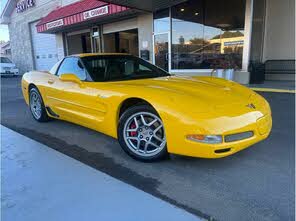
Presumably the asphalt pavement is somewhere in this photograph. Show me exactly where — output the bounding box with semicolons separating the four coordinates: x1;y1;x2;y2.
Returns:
1;76;295;221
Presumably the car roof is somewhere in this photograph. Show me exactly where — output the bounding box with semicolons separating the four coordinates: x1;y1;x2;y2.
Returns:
71;53;131;58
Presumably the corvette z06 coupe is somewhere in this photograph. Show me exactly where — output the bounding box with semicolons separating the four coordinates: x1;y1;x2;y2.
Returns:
22;53;272;162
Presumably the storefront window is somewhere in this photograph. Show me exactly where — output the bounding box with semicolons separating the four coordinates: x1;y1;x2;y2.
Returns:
67;32;91;55
204;0;245;70
153;9;170;33
171;0;204;69
154;33;169;71
170;0;246;70
103;29;139;56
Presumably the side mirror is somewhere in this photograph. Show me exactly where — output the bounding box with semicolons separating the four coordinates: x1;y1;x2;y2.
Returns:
59;73;82;85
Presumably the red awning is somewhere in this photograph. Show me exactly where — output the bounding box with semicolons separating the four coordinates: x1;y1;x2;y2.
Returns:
36;0;129;33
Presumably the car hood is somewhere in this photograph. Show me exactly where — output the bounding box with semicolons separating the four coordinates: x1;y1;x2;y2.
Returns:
116;75;252;106
0;63;16;68
102;75;263;116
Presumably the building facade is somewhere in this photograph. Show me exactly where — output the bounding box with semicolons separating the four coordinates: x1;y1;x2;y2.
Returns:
0;41;11;58
1;0;295;83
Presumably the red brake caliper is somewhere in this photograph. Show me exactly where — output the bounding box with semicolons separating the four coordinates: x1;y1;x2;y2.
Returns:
130;122;137;137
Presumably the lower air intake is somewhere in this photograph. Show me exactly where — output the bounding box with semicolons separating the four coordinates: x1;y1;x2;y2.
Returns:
224;131;254;143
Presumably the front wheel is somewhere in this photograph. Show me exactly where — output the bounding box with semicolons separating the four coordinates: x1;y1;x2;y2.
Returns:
118;105;168;162
29;87;50;122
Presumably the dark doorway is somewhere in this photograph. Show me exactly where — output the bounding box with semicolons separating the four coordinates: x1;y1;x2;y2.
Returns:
103;29;139;56
67;32;92;55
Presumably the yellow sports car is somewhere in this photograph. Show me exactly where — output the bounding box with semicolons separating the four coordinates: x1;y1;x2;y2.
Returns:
22;53;272;161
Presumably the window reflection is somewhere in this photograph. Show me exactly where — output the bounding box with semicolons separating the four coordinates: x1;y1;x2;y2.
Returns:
171;0;204;69
154;33;169;71
170;0;246;70
154;9;170;33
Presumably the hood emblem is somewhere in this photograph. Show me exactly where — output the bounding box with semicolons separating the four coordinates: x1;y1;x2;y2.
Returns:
246;103;256;109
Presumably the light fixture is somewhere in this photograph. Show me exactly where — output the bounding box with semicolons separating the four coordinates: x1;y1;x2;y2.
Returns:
195;12;199;15
186;134;223;144
180;8;185;12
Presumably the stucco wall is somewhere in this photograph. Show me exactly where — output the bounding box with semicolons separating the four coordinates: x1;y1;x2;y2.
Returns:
137;13;153;63
263;0;295;61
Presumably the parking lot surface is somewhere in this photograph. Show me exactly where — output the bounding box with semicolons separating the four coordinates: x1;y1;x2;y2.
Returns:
1;77;295;221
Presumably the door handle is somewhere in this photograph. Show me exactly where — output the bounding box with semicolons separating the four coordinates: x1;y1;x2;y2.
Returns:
48;79;55;84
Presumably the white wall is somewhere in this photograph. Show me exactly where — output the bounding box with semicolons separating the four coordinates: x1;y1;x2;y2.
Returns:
60;0;79;6
137;13;153;62
103;18;138;34
56;33;65;60
263;0;295;61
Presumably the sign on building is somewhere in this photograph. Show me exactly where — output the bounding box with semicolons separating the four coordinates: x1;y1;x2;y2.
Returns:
46;19;64;30
16;0;35;13
83;6;109;20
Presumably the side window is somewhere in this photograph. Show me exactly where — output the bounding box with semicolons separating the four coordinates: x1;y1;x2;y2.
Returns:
75;60;87;80
49;59;63;75
56;58;72;76
56;57;87;80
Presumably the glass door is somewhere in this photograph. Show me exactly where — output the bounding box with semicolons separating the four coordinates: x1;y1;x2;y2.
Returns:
153;33;169;72
93;36;102;52
92;27;102;53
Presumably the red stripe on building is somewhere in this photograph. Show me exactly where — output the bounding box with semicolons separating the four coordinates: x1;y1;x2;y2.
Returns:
36;0;129;33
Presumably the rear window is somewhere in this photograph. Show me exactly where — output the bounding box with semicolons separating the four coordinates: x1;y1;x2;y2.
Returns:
81;55;169;82
1;57;12;63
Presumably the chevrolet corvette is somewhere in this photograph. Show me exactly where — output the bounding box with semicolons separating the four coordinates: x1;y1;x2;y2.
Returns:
21;53;272;161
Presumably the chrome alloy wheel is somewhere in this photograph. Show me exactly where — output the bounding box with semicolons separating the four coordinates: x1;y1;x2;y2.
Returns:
30;91;42;119
123;112;166;157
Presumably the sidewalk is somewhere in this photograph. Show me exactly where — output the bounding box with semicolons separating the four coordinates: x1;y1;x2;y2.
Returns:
1;126;201;221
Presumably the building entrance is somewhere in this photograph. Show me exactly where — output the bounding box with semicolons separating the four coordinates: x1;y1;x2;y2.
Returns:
103;29;139;56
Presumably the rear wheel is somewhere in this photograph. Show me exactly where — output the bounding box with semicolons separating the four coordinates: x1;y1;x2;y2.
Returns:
118;105;168;162
29;87;50;122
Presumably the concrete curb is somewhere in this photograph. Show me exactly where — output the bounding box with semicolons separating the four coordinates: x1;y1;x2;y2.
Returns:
250;87;296;93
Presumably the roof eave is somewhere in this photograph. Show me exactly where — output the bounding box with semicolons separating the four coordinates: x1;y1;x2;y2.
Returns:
0;0;16;24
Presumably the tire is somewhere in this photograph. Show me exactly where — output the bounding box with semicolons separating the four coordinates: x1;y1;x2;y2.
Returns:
29;87;50;122
118;105;168;162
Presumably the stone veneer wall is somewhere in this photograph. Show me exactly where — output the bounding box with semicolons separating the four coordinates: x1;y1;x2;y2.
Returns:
8;0;79;74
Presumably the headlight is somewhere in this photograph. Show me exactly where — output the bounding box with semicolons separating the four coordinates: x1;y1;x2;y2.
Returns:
9;67;18;73
186;134;222;144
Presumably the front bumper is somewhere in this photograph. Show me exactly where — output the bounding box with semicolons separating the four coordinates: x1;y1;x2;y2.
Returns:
167;114;272;158
0;68;19;76
0;71;15;76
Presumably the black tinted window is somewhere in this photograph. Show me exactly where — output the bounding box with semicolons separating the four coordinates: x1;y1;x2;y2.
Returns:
82;58;107;82
57;57;86;80
81;55;169;82
1;57;12;63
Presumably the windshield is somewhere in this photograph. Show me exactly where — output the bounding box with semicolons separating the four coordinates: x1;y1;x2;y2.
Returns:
0;57;12;63
81;55;170;82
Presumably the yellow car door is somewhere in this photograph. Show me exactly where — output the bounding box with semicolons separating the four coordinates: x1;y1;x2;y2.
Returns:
52;57;107;129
